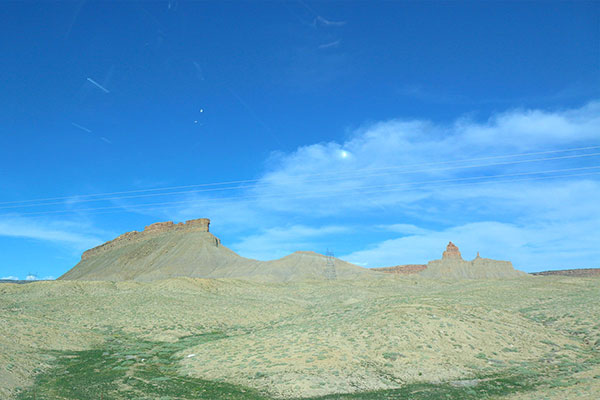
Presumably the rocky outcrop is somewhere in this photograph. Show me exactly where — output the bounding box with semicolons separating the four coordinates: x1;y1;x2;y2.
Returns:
143;221;181;233
143;218;210;233
81;218;213;261
420;242;526;279
442;242;462;260
184;218;211;230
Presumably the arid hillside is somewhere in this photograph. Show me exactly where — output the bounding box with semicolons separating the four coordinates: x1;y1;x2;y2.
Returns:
59;218;377;282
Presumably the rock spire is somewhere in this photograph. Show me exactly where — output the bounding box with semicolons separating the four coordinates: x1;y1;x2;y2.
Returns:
421;241;526;279
442;241;462;260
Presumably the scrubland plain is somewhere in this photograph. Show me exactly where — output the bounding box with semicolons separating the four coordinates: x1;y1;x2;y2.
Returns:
1;276;599;399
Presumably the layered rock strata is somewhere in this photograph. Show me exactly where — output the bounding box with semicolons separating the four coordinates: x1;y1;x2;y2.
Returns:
81;218;214;261
442;242;462;259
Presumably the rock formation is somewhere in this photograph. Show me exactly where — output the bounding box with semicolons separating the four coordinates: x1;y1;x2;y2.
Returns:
442;242;462;259
60;218;378;282
420;242;526;279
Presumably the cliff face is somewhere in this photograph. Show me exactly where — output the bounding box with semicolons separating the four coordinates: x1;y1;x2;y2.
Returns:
420;242;526;279
81;218;214;261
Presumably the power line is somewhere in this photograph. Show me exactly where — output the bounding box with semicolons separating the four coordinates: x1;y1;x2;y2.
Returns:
4;165;598;218
324;249;337;280
1;149;599;210
1;144;599;207
13;170;599;219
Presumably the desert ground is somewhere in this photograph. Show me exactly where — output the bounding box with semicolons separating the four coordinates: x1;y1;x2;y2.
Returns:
1;275;599;399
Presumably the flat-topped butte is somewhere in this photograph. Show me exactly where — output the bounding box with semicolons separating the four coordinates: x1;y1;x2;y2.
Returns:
81;218;213;261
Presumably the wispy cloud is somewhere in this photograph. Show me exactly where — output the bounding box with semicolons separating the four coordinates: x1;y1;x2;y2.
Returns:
0;216;106;252
192;61;205;81
318;40;340;49
71;122;92;133
86;77;110;93
399;81;600;106
71;122;112;144
296;0;347;28
315;16;346;27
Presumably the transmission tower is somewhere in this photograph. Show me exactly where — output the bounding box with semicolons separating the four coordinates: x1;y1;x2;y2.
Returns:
324;249;337;280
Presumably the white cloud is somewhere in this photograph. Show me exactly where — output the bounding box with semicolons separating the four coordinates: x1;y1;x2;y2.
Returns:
460;102;600;149
1;276;19;280
232;101;600;217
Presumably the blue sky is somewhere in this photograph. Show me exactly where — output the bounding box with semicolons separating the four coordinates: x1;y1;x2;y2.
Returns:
1;1;599;279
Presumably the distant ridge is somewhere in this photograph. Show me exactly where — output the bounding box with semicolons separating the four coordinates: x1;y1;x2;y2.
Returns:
59;218;377;282
0;280;46;284
371;265;426;275
531;268;600;277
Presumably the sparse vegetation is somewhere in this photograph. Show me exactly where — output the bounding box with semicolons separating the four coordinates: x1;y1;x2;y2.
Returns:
16;333;270;400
